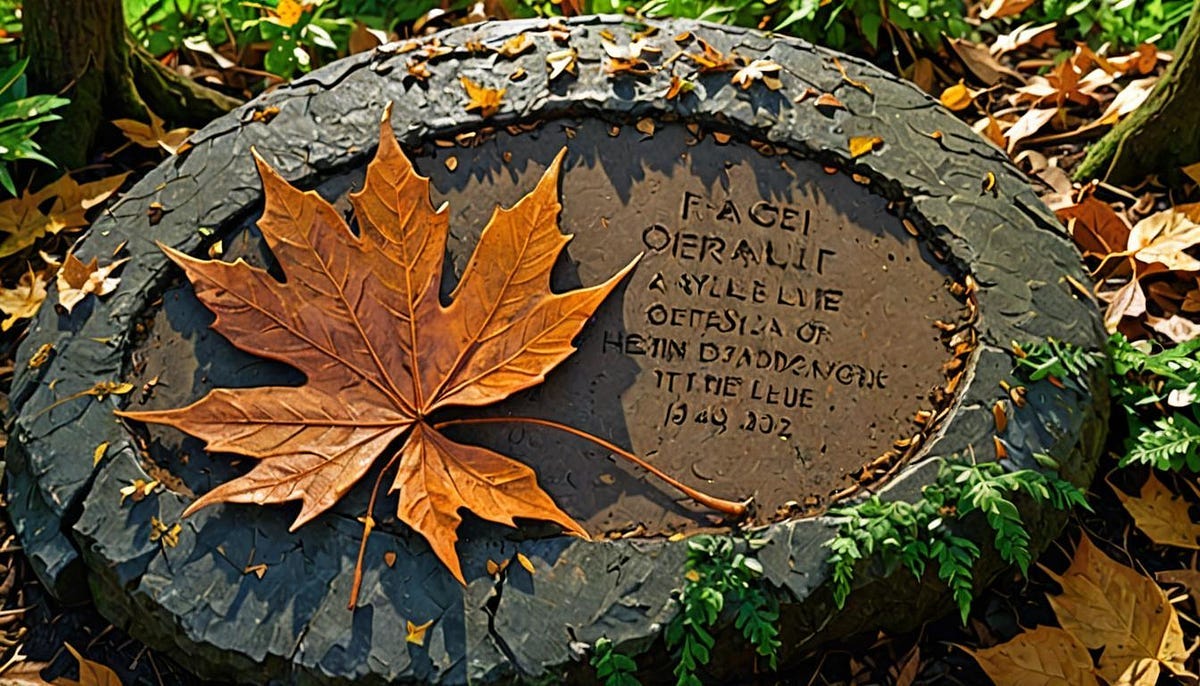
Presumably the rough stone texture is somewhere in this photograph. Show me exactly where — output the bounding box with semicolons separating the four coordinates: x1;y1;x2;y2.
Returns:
5;16;1107;684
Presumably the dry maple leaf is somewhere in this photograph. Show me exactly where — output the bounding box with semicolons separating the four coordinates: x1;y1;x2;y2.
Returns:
0;172;127;258
1116;473;1200;550
56;251;128;313
460;77;505;118
117;112;641;589
54;644;122;686
112;108;193;155
0;265;48;331
961;625;1098;686
1044;534;1194;685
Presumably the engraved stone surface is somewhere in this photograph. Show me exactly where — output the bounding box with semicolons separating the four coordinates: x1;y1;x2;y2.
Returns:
128;118;963;537
5;16;1108;685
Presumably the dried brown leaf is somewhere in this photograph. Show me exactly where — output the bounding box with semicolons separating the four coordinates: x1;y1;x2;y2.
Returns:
1117;473;1200;549
0;266;48;331
979;0;1036;21
961;626;1098;686
56;252;127;313
460;77;505;118
53;644;121;686
118;113;638;584
1046;534;1192;685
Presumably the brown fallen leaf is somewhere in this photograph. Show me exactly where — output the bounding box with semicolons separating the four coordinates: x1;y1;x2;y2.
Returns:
1045;534;1192;685
1116;473;1200;549
1056;195;1132;265
1156;568;1200;609
731;58;782;90
117;112;638;588
0;266;48;331
684;39;736;73
53;644;121;686
1126;204;1200;271
56;252;128;313
979;0;1037;21
406;619;435;646
0;173;127;258
1005;107;1056;152
946;37;1023;86
1102;279;1146;333
497;33;533;58
814;92;845;110
961;626;1098;686
348;21;386;55
460;77;505;118
112;108;193;155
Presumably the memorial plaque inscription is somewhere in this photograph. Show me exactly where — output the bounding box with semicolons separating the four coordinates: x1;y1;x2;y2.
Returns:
131;117;965;536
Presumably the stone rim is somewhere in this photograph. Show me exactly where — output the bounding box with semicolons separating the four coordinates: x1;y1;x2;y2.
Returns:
5;15;1106;684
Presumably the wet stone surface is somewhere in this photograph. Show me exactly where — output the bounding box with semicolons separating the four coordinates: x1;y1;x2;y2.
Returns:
127;118;964;538
5;15;1107;685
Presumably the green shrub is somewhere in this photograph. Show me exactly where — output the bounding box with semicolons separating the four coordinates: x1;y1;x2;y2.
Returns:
0;58;69;196
1109;332;1200;472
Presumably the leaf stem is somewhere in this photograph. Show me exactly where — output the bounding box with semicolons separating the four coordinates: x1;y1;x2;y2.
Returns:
348;450;403;610
432;416;750;519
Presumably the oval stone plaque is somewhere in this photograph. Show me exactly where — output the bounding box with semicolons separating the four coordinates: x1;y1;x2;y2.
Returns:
6;16;1107;685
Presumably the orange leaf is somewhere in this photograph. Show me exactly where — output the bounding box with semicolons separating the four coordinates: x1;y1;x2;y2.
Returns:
117;110;637;584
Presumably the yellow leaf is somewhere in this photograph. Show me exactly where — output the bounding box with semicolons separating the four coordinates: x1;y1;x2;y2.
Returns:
849;136;883;158
1046;534;1192;685
112;110;193;155
274;0;304;27
1116;473;1200;549
460;77;505;118
0;266;48;331
54;643;122;686
93;442;109;467
961;626;1098;686
406;619;434;646
940;81;976;111
516;552;535;574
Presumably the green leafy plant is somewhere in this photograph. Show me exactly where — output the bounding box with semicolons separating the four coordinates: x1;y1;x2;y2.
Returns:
1109;332;1200;471
826;457;1090;623
591;637;642;686
665;535;780;686
1013;337;1105;393
0;58;70;196
1025;0;1193;50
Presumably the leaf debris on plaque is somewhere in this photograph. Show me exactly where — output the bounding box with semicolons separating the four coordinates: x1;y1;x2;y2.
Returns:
406;619;435;646
460;77;505;118
546;48;578;80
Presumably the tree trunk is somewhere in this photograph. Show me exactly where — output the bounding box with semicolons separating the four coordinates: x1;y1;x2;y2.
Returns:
1075;0;1200;183
25;0;241;169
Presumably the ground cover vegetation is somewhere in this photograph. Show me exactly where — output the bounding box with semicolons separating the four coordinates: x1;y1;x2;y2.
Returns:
1;0;1200;684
